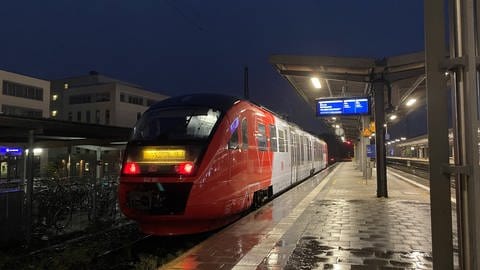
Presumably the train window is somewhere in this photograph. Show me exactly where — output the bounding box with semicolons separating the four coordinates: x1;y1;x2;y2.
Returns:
132;107;221;142
300;136;305;163
278;129;286;152
228;118;239;149
307;139;311;161
241;118;248;149
285;132;289;152
295;134;301;165
257;123;267;151
269;125;277;152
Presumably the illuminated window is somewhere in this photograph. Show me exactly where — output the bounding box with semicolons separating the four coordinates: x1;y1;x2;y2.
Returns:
64;83;69;90
51;110;57;117
52;94;58;101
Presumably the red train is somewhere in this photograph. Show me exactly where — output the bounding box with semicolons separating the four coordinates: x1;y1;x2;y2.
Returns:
118;94;328;235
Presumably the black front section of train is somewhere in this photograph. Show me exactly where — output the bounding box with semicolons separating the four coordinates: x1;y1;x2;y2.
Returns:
126;182;193;215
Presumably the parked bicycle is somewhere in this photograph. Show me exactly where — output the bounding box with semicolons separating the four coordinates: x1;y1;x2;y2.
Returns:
87;178;119;224
32;179;74;237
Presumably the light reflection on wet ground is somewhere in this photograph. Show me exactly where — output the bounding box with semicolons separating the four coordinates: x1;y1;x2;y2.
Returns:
162;163;458;270
282;236;433;270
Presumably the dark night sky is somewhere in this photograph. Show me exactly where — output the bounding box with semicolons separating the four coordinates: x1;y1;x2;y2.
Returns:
0;0;424;134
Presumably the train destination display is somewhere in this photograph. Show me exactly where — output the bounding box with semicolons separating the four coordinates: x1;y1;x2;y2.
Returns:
316;97;370;116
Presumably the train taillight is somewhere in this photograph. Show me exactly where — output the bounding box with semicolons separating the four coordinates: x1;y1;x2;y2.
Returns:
175;162;194;175
123;162;141;175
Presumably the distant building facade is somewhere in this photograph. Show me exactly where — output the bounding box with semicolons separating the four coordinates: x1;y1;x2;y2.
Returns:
0;69;51;118
50;71;168;127
1;69;168;180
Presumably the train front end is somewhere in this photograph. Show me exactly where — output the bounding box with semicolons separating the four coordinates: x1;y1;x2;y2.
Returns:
118;102;230;235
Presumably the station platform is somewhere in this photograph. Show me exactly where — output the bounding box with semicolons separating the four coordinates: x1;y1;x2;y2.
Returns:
161;162;440;270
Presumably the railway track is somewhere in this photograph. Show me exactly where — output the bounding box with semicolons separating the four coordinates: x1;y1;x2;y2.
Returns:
387;157;458;191
1;221;211;269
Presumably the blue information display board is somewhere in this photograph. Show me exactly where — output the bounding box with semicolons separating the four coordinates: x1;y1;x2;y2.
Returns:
366;144;376;158
316;97;370;116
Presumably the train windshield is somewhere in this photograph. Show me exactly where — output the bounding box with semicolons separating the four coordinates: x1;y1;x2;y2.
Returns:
132;107;221;143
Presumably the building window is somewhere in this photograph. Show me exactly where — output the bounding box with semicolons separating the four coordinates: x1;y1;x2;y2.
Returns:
120;93;147;106
1;104;42;118
51;110;57;117
95;110;100;124
137;112;142;120
77;111;82;122
129;95;144;106
68;93;110;104
68;112;72;121
52;94;58;101
2;81;44;101
105;110;110;125
95;92;110;102
69;94;92;104
86;111;91;123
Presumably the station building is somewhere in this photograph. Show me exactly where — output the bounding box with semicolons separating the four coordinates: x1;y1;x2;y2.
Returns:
0;69;168;181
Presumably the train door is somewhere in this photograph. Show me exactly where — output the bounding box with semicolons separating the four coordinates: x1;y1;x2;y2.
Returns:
290;129;297;184
228;116;249;183
255;119;268;175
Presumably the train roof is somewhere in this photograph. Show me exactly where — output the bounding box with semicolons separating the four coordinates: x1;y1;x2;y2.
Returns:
148;93;243;112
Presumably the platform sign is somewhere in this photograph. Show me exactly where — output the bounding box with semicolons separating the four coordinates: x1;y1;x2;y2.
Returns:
0;147;23;156
366;144;376;158
316;97;371;116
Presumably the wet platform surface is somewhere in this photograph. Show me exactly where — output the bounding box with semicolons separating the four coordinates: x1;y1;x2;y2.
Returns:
161;162;449;270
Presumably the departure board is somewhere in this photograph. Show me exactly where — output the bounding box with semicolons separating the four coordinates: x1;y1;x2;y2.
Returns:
316;97;370;116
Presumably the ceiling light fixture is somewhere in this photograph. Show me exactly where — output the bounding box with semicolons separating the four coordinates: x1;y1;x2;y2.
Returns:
311;77;321;89
406;98;417;106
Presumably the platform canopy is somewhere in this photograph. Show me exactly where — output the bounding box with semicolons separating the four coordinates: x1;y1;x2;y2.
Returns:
269;52;426;140
0;114;131;148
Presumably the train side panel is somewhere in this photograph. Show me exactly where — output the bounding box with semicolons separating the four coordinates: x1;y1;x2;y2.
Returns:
271;116;292;194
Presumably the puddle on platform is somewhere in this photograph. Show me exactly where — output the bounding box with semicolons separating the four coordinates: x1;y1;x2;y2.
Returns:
283;237;434;269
